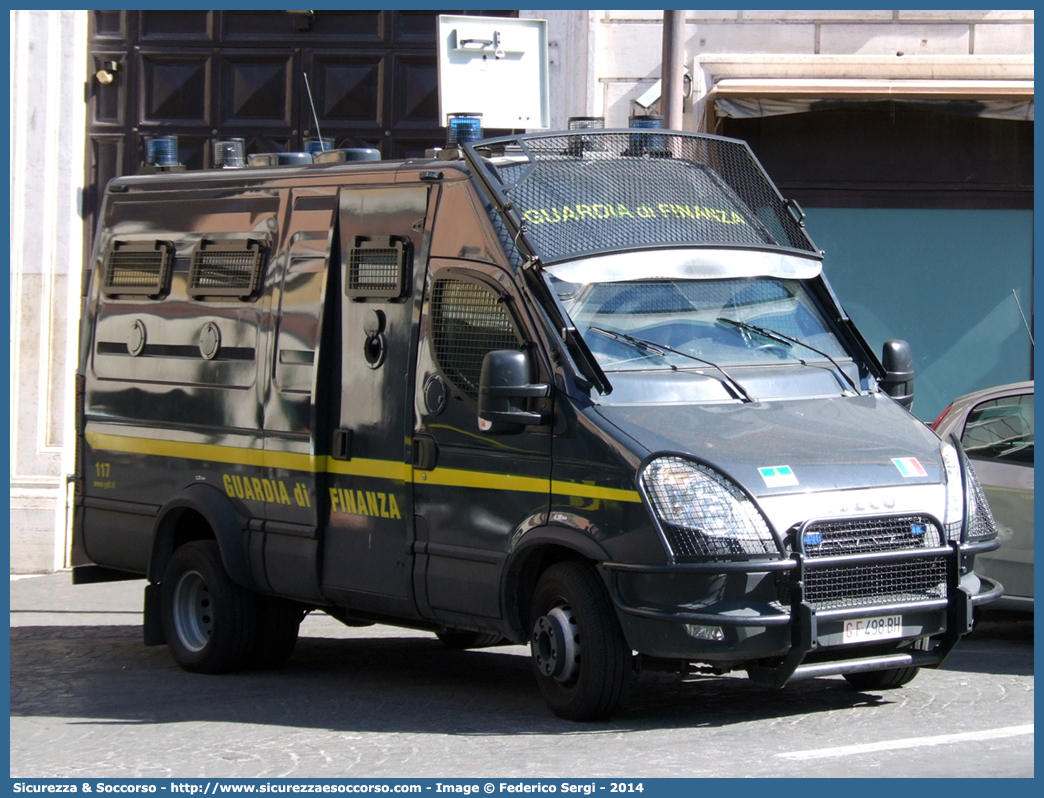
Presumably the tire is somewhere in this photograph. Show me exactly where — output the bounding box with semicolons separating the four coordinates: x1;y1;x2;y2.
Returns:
160;541;256;674
435;630;506;649
529;561;631;721
843;666;920;691
252;596;305;669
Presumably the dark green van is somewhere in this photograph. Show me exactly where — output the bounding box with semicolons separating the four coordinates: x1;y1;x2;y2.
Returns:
73;130;1001;720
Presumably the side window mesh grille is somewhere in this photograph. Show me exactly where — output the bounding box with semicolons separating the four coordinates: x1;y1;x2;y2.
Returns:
346;237;408;298
103;241;173;296
189;240;264;298
430;278;520;401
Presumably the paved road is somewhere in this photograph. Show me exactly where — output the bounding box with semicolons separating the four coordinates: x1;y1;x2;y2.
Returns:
10;573;1034;779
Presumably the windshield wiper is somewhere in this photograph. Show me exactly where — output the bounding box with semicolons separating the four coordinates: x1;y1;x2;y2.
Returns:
587;325;754;403
716;317;860;396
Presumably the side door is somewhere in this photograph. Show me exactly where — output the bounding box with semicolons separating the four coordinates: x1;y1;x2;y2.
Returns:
320;184;434;619
261;187;339;603
960;389;1034;600
412;260;554;622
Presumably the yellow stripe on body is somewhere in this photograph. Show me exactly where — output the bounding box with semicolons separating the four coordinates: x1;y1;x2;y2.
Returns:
415;467;549;494
85;431;408;480
85;430;639;501
552;480;642;504
325;456;411;482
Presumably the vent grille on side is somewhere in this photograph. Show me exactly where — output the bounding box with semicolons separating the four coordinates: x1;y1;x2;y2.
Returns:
103;241;173;296
346;238;407;299
189;241;264;298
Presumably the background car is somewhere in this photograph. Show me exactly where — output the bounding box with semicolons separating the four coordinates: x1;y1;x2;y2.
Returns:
932;381;1034;612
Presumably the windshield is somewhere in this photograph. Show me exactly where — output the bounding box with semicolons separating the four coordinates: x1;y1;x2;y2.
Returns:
548;266;849;373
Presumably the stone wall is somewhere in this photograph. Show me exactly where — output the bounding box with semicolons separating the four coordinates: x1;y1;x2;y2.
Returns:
9;10;88;572
523;10;1034;129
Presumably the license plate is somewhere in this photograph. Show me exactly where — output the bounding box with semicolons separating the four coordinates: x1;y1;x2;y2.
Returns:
843;615;903;643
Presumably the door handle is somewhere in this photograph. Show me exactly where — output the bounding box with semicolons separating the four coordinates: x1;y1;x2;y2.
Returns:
413;434;438;471
332;428;353;461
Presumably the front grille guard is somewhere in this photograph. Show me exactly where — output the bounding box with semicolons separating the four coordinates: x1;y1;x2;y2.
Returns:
603;534;1002;688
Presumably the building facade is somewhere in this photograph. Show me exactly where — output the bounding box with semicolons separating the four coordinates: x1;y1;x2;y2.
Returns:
9;10;1034;572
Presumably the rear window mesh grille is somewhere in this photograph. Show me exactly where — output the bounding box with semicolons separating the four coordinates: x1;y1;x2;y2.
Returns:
189;241;264;298
103;242;173;296
347;238;407;298
430;278;519;401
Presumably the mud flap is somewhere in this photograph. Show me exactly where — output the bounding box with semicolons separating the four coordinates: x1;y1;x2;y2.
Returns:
143;583;165;646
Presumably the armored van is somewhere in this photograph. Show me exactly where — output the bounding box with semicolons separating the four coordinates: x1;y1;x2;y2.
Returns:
73;130;1002;720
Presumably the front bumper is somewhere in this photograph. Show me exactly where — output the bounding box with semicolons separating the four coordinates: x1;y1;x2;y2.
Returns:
603;539;1003;687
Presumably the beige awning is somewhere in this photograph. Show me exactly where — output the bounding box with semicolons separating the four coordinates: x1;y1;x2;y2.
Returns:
704;78;1034;129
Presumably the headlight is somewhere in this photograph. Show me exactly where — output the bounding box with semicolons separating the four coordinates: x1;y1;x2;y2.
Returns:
942;439;998;541
641;456;776;558
963;455;998;540
941;442;964;540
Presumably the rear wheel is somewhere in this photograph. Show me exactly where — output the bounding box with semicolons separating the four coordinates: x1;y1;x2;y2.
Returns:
160;541;256;673
843;666;920;691
529;562;631;721
435;630;506;649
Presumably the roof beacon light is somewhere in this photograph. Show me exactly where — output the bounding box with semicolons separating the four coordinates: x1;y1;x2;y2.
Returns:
447;113;483;147
304;137;335;156
146;136;179;167
567;116;604;130
628;113;666;157
567;116;606;156
629;113;665;129
212;138;246;169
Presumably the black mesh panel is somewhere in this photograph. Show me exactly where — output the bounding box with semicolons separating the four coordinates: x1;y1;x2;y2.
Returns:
800;516;942;556
470;131;815;264
430;278;519;401
802;558;948;610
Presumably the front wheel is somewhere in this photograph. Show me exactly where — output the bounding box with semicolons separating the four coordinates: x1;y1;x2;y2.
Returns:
160;541;256;673
529;562;631;721
843;666;920;691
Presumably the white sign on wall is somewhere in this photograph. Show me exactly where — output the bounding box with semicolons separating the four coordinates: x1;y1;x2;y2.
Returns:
437;15;550;130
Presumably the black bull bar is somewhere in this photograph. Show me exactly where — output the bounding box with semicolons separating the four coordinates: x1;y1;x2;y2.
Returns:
603;539;1002;688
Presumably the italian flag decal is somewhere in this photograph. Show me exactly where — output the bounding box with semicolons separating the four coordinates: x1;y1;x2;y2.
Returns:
759;465;798;488
892;457;927;478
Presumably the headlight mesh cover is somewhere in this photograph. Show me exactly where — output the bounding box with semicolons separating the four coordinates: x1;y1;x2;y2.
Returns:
641;456;775;558
965;460;998;539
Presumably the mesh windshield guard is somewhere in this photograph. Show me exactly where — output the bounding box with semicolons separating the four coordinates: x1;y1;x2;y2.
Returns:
464;130;817;265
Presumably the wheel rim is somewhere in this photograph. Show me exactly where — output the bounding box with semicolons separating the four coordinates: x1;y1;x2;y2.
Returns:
172;569;212;653
532;604;580;683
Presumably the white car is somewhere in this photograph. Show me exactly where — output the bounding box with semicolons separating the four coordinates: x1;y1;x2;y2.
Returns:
932;381;1034;612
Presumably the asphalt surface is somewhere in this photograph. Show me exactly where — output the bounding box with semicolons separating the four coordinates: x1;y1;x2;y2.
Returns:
9;572;1034;779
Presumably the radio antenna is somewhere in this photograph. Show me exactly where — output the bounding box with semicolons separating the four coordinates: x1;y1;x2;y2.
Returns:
1012;288;1034;346
303;72;326;151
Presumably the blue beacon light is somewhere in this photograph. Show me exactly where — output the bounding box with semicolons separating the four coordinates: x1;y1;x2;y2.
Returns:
446;113;483;147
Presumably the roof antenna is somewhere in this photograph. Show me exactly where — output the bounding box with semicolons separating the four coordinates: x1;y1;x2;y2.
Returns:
1012;288;1034;346
303;72;326;151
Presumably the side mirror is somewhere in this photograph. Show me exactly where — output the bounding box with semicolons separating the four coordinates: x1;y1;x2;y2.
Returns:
478;349;550;435
880;339;914;409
